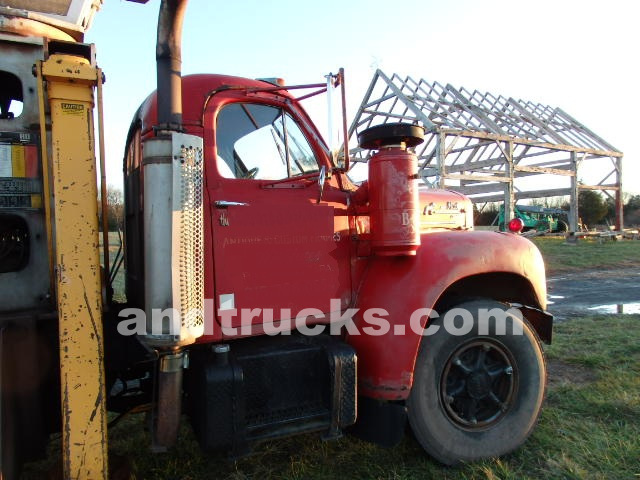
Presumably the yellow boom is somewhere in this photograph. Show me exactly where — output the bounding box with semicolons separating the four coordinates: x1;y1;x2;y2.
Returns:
36;43;108;480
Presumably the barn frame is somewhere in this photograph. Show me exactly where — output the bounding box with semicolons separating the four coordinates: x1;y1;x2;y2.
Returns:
348;70;624;230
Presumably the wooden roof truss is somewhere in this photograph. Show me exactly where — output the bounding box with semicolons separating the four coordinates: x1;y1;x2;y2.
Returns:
347;70;624;229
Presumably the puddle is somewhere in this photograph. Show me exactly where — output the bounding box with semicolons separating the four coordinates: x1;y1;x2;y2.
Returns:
547;295;565;305
587;303;640;314
548;277;568;282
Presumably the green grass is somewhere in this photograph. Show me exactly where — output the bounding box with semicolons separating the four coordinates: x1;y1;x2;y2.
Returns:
23;315;640;479
99;230;126;302
531;237;640;274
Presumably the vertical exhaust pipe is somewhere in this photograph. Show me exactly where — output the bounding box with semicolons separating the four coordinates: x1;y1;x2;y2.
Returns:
147;0;188;451
156;0;187;131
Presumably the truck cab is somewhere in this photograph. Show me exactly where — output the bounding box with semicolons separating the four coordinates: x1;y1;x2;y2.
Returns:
126;75;353;333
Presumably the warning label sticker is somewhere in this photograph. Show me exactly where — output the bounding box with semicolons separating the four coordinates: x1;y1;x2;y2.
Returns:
61;103;85;115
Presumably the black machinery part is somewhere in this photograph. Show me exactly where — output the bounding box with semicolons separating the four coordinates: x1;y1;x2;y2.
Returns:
358;123;425;150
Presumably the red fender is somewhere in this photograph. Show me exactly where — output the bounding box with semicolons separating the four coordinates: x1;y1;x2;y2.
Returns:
348;230;547;400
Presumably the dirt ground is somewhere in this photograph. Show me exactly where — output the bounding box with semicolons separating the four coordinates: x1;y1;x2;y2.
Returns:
547;267;640;319
547;359;597;386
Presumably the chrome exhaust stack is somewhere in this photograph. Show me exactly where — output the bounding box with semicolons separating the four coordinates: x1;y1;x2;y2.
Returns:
141;0;204;450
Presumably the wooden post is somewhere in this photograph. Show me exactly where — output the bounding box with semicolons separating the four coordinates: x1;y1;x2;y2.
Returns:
569;152;579;232
437;132;446;188
615;156;624;231
503;141;515;227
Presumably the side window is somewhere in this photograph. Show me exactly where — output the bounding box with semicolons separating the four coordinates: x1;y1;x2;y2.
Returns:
0;71;23;119
215;103;319;180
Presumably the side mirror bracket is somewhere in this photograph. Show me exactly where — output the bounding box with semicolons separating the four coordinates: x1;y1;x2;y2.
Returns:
317;165;327;204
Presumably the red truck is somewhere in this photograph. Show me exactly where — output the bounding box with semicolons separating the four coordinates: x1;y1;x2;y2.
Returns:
120;72;552;464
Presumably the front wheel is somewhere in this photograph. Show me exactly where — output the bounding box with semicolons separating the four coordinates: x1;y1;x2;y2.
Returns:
554;220;569;233
407;300;546;465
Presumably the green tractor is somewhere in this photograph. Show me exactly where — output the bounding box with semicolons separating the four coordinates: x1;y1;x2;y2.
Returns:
495;204;569;232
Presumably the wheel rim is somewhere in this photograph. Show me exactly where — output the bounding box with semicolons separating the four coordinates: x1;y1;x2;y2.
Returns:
439;339;517;430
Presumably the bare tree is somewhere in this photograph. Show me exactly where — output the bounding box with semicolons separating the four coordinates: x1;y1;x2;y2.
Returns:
104;185;124;231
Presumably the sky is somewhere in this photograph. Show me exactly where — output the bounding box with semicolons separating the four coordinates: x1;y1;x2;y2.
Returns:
86;0;639;194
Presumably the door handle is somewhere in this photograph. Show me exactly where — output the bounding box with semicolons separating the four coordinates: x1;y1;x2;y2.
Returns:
214;200;249;208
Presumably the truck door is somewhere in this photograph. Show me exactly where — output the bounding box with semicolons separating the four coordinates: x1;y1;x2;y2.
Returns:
206;97;351;331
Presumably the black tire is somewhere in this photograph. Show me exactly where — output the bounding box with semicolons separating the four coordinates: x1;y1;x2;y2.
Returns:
555;220;569;233
407;300;546;465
